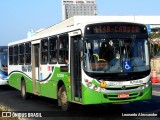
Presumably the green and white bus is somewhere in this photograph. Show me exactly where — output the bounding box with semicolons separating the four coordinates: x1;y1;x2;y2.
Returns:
8;18;152;111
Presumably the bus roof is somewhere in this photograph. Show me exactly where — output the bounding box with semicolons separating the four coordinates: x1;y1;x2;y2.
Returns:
8;16;145;46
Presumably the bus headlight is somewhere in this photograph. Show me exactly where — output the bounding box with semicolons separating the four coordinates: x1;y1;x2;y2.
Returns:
93;85;98;90
87;82;92;88
100;88;105;92
84;79;103;92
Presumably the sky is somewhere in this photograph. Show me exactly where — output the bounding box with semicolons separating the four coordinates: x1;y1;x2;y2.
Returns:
0;0;160;46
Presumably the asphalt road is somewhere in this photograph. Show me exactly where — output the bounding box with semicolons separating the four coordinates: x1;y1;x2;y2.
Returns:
0;84;160;120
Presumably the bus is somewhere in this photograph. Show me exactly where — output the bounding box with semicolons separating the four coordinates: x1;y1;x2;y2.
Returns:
0;46;8;85
7;17;152;111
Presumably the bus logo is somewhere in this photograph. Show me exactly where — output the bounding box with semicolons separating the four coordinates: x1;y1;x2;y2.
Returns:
100;81;107;88
122;86;126;90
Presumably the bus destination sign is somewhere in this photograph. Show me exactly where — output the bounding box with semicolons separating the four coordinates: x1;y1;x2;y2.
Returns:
94;26;139;33
86;23;147;34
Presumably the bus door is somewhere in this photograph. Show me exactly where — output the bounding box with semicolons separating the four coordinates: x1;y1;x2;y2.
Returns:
31;41;41;95
69;31;82;102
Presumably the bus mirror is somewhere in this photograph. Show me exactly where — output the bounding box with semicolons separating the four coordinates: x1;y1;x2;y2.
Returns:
78;40;83;52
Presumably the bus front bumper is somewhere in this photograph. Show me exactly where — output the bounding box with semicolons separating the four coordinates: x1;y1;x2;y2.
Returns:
82;84;152;105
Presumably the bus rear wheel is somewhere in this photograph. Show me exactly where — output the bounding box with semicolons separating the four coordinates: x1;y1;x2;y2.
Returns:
59;85;71;111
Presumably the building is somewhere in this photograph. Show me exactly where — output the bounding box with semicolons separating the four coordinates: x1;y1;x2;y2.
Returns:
62;0;97;20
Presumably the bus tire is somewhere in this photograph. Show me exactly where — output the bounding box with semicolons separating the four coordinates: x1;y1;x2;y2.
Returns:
58;87;62;106
59;85;71;111
21;80;29;100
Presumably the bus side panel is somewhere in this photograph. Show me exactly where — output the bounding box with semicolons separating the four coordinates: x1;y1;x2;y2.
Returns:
38;67;71;101
23;75;33;94
8;72;33;93
8;73;21;90
39;80;57;99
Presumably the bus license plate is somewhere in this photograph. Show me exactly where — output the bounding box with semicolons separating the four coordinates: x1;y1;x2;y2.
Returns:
118;93;129;98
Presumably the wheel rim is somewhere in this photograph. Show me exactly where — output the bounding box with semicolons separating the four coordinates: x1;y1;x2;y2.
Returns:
61;91;67;106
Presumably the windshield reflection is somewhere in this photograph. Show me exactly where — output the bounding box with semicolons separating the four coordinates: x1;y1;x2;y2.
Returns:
83;37;150;73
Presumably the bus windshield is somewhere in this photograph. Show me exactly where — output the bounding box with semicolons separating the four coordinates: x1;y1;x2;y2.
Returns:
83;37;150;74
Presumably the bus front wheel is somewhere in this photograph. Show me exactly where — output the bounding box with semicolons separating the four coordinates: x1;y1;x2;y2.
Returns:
59;85;71;111
21;80;29;100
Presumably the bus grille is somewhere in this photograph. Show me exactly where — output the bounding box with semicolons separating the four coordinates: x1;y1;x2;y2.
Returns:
104;92;143;101
105;86;139;90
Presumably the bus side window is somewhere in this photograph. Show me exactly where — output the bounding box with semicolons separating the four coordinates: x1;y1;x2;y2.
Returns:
9;46;14;65
19;44;24;65
49;36;57;64
58;34;68;64
13;45;18;65
25;42;31;65
41;39;48;64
